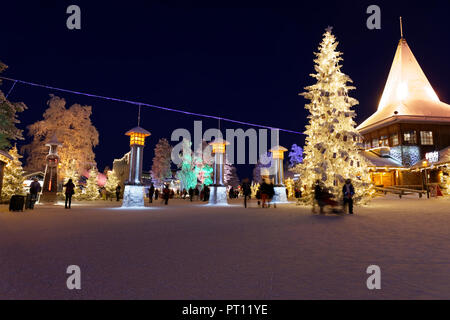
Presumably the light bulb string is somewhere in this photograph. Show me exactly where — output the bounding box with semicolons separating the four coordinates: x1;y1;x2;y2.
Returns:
0;76;304;135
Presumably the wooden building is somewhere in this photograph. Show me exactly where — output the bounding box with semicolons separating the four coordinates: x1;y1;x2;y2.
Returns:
357;35;450;187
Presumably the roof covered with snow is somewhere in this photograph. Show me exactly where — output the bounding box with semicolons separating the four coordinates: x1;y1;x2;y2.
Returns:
125;126;151;136
357;38;450;133
362;150;403;168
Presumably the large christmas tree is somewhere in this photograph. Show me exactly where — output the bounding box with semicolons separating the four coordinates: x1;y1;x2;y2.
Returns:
296;27;373;203
1;146;25;199
0;62;26;150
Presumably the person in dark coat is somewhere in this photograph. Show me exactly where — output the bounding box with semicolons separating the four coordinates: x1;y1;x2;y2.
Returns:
267;182;276;208
29;178;41;199
149;183;155;203
188;187;194;202
260;180;269;208
229;187;234;199
115;185;121;201
241;179;251;208
64;179;75;209
202;185;209;202
163;184;170;205
342;179;355;214
313;180;324;214
155;189;159;200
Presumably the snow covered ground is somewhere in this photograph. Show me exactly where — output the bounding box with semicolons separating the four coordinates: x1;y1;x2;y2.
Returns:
0;194;449;300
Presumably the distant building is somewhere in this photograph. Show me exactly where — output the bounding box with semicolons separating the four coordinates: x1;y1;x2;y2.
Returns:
358;35;450;187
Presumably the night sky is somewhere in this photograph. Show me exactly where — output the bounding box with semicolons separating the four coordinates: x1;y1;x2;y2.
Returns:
1;0;449;179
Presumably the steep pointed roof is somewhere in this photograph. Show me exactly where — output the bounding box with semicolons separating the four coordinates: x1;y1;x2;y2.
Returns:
357;38;450;133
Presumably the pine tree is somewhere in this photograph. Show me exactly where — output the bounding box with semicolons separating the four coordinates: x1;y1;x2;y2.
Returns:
175;139;197;191
105;169;120;197
1;146;25;199
151;138;173;184
0;62;27;150
83;167;100;200
296;27;373;203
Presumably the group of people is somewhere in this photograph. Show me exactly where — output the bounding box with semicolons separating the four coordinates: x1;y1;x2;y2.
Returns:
147;183;172;205
313;179;355;214
254;180;276;208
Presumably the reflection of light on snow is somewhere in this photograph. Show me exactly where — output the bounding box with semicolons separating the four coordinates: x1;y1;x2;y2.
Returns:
396;82;408;100
110;206;158;210
425;86;439;102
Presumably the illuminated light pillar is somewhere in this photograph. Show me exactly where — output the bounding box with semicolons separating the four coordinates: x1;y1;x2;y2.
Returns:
40;135;62;204
269;145;289;203
122;126;151;208
209;138;229;205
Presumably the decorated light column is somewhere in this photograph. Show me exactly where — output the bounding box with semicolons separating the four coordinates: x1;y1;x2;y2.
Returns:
269;145;289;203
122;126;151;207
208;138;229;205
40;135;62;204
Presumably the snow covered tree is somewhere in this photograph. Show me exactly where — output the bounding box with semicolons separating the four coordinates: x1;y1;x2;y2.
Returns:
82;167;100;200
288;144;303;168
224;158;240;187
0;62;27;150
175;139;197;190
105;169;120;195
151;138;173;184
295;27;373;203
1;146;25;199
23;95;99;176
194;140;213;186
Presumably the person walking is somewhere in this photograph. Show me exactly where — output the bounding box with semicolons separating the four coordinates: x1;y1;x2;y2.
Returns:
342;179;355;214
163;184;170;205
313;180;323;214
149;183;155;203
29;178;41;208
260;180;269;208
267;182;276;208
115;185;121;201
188;187;194;202
241;179;251;208
64;179;75;209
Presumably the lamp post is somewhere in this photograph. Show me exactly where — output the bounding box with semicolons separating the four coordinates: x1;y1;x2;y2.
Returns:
40;135;62;204
122;126;151;207
208;138;229;205
269;145;288;203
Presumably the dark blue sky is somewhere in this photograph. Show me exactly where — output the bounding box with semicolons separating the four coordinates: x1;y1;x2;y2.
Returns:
1;0;449;178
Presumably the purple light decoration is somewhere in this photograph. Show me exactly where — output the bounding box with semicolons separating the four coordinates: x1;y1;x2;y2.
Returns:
0;76;304;135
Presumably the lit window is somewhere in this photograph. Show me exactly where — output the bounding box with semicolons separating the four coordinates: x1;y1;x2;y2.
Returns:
403;131;417;144
420;131;433;145
364;140;371;149
390;133;399;146
379;135;389;147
